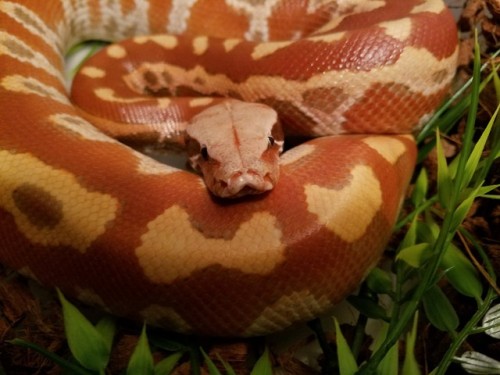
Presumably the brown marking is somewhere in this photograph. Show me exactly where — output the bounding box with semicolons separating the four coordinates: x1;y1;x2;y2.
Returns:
143;70;159;86
3;39;35;60
23;80;55;98
302;87;348;114
12;183;63;229
432;68;449;84
13;7;46;36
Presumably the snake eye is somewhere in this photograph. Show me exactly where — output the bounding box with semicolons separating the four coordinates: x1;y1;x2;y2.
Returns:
201;146;209;161
268;136;275;147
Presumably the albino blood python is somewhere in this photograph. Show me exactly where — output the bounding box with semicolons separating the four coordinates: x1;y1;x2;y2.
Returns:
0;0;458;336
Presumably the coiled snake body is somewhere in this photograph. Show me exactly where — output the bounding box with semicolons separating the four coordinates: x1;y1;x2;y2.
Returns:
0;0;457;336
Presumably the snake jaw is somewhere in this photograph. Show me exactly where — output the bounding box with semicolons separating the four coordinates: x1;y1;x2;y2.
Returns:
213;168;277;198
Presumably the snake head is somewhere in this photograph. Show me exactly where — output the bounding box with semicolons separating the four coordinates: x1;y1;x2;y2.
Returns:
186;99;283;198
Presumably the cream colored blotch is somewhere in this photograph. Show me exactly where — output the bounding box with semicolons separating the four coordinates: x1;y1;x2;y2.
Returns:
305;165;382;242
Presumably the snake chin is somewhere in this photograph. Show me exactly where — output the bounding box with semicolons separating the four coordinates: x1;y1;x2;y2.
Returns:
209;169;276;198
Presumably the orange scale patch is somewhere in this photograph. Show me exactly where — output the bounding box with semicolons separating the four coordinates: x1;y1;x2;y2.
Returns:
342;83;448;133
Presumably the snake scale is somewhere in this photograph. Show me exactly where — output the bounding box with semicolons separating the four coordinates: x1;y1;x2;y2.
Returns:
0;0;458;336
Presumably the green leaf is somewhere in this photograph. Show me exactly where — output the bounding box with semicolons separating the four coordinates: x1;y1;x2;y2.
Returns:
422;285;459;332
400;216;418;249
154;352;183;375
57;290;110;372
201;348;223;375
442;244;483;300
127;325;154;375
250;347;273;375
95;317;116;354
216;354;237;375
435;131;453;209
402;312;422;375
449;188;479;232
366;268;393;295
370;322;398;375
396;243;430;268
334;318;358;375
347;296;390;321
412;168;429;206
462;104;499;190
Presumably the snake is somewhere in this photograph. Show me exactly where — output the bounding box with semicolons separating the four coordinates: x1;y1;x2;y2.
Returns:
0;0;458;337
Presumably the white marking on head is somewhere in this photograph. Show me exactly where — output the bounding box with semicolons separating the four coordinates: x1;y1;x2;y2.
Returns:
136;206;285;283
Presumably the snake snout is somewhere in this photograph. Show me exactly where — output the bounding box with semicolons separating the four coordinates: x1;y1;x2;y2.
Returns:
218;169;274;198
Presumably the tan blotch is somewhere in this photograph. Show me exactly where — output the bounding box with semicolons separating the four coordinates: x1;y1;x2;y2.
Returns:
0;151;118;253
141;304;193;332
251;40;293;60
135;205;285;284
50;114;117;143
189;97;214;107
135;151;180;175
106;44;127;59
279;144;316;166
379;18;412;41
223;38;242;52
193;36;209;55
80;66;106;78
305;165;382;242
243;291;333;336
362;136;408;164
94;88;148;104
1;75;68;104
134;35;178;49
411;0;444;14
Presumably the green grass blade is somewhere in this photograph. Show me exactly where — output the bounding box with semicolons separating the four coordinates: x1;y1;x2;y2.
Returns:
126;325;154;375
402;312;422;375
201;348;223;375
435;130;453;209
371;323;398;375
462;104;499;190
154;352;183;375
57;290;110;372
94;317;116;354
334;318;359;375
215;354;238;375
250;347;273;375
